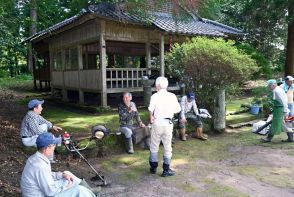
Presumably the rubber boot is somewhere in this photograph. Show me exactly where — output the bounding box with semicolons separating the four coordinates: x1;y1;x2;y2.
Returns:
162;163;175;177
125;137;134;154
79;178;101;196
149;161;158;174
261;134;274;143
282;132;294;142
198;128;207;141
179;128;187;141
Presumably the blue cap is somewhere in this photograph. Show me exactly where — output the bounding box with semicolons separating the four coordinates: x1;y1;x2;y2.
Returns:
187;92;196;99
267;79;277;86
28;99;44;109
36;132;61;149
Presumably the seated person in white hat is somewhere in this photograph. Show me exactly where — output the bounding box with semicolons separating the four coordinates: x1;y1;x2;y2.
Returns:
20;99;62;147
21;132;100;197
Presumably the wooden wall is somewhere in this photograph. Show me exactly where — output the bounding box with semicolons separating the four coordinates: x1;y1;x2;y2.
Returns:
49;19;100;50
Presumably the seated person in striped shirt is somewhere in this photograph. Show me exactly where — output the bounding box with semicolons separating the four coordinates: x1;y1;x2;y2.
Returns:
20;99;62;147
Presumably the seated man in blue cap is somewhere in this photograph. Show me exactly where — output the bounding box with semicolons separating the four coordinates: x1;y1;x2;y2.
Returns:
178;92;207;141
21;132;100;197
262;79;289;142
20;99;62;147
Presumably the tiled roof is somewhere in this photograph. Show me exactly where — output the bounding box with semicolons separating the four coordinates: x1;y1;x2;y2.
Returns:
27;2;243;42
149;12;225;37
26;9;89;42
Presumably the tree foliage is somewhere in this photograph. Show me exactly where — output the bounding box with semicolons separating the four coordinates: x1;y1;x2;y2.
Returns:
217;0;292;73
166;37;258;110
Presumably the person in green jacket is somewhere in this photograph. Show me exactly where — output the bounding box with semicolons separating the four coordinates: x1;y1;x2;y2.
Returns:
262;79;289;142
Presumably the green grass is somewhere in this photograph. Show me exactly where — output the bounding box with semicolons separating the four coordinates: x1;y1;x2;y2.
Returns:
226;113;261;125
0;74;33;90
226;97;253;114
204;178;249;197
233;165;294;188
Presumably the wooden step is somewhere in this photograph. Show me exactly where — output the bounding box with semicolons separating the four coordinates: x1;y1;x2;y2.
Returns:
227;118;265;129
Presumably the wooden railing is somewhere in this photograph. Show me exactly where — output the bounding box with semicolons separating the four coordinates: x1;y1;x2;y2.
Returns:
106;68;149;91
51;68;179;93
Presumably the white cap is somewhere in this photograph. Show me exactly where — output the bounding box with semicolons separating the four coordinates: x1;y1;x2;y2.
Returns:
285;76;294;81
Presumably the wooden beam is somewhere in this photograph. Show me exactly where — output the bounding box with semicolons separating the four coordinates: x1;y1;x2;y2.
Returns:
146;32;151;75
78;45;84;104
61;49;68;101
100;20;107;107
159;34;165;76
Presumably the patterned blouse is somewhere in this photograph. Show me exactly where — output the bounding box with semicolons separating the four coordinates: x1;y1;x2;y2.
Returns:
118;102;142;127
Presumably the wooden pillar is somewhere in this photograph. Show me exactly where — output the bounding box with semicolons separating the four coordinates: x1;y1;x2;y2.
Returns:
78;45;84;104
32;56;37;90
146;34;151;75
159;33;165;76
100;20;107;107
49;48;55;98
61;49;68;102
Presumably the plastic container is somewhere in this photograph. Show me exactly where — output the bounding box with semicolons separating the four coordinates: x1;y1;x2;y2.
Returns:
251;105;260;115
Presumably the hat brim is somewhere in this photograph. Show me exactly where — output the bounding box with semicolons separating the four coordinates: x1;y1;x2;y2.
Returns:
54;136;62;145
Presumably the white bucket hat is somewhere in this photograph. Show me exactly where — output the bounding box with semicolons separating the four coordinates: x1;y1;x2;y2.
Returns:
285;76;294;81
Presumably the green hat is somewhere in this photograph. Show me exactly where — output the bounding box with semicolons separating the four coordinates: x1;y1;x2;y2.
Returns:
267;79;277;86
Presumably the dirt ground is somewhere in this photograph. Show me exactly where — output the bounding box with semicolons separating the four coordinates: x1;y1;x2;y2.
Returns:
1;87;294;197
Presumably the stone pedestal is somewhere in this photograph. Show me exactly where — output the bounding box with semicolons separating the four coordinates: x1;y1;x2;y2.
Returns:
142;79;155;107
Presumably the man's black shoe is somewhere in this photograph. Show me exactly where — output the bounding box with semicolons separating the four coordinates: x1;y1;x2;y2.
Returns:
161;169;175;177
150;168;157;174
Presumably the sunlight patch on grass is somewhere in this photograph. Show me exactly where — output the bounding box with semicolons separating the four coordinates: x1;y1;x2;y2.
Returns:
226;113;259;125
227;97;253;114
172;158;189;167
118;156;142;166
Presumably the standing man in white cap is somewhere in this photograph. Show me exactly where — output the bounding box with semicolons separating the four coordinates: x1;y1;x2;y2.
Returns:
280;76;294;142
262;79;288;142
280;76;294;116
148;77;181;177
20;99;62;147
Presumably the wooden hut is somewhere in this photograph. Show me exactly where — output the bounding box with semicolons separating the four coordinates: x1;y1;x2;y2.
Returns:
26;2;243;107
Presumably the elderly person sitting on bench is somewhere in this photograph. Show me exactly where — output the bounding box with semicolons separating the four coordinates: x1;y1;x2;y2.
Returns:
118;92;149;154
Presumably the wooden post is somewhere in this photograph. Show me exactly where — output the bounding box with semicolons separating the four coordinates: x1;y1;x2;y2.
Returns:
49;48;55;98
146;32;151;75
61;49;68;102
100;20;107;107
78;45;84;104
159;33;165;76
213;89;226;132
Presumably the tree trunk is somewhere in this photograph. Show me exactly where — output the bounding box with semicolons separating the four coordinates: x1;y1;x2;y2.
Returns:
213;89;226;132
285;3;294;76
28;0;37;72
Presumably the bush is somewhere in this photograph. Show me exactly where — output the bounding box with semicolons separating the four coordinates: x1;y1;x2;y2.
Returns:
166;37;259;112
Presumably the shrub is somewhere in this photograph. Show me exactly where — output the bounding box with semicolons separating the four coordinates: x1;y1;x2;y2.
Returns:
166;37;259;112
